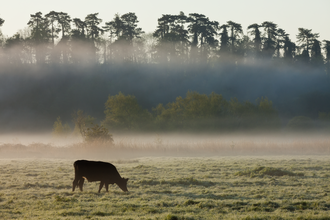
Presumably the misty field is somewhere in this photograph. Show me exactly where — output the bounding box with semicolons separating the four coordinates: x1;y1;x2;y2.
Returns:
1;155;330;219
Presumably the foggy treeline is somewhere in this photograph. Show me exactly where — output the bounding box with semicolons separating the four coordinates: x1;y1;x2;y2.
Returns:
0;11;330;132
0;11;329;67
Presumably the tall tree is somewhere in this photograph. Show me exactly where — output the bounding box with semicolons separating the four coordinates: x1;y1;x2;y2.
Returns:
45;11;60;46
283;34;296;63
219;24;229;55
248;23;262;58
172;12;190;63
296;28;319;63
27;12;51;64
310;39;323;66
84;13;104;62
71;18;89;63
55;12;71;63
274;28;287;58
261;21;277;58
153;12;189;63
85;13;103;41
227;21;243;55
187;13;218;63
104;12;144;63
72;18;87;37
120;12;144;62
153;14;176;63
57;12;71;38
324;40;330;74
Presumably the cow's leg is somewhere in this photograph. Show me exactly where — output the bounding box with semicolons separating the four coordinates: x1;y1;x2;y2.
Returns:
72;178;79;192
105;183;109;192
78;178;85;191
98;181;104;193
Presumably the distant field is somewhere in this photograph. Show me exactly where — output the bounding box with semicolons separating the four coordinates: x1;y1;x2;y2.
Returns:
1;156;330;219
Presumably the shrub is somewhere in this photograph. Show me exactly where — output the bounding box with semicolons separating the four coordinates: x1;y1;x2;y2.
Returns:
72;110;96;137
84;124;114;144
103;92;152;130
153;92;280;130
52;117;71;136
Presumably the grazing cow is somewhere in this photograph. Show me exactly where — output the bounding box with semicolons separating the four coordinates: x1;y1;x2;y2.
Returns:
72;160;129;193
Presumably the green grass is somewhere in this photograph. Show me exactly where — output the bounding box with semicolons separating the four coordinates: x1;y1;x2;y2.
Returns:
1;156;330;219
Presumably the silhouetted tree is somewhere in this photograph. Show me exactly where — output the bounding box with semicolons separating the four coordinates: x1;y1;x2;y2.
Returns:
27;12;51;63
227;21;243;55
72;18;87;37
187;13;218;63
45;11;61;63
283;34;296;63
274;28;286;58
55;12;71;63
248;23;262;58
84;13;103;62
296;28;319;64
85;13;103;41
172;12;190;63
104;12;144;63
153;12;189;64
219;24;230;55
45;11;60;46
310;39;323;66
120;12;144;62
261;21;277;58
71;18;90;63
324;40;330;74
103;14;121;62
153;14;176;63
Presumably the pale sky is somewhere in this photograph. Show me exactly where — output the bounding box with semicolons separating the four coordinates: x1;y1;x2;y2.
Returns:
1;0;330;43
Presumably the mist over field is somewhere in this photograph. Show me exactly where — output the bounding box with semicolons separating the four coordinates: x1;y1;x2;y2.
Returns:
0;62;330;132
1;132;330;160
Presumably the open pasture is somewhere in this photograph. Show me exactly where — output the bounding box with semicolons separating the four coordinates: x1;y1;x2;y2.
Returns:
1;156;330;219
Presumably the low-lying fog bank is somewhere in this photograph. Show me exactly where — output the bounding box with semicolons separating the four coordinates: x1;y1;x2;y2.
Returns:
0;132;330;159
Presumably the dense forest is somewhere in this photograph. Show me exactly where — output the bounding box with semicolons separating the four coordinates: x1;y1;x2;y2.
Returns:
0;11;330;132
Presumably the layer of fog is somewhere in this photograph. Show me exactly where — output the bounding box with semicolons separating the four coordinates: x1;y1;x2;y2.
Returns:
0;61;330;132
1;132;330;160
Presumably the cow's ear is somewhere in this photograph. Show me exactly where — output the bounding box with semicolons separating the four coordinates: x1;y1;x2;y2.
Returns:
125;178;129;182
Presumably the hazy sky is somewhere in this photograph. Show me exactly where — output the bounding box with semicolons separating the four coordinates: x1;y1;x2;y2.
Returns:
1;0;330;42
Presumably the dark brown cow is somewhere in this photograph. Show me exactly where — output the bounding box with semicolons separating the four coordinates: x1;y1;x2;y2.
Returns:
72;160;129;193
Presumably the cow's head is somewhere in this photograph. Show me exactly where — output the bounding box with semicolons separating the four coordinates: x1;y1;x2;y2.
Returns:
117;177;129;192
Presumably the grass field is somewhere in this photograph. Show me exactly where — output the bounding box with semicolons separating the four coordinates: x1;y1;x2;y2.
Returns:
1;155;330;219
1;133;330;219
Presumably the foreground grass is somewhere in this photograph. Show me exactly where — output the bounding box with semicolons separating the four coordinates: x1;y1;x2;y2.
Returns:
1;157;330;219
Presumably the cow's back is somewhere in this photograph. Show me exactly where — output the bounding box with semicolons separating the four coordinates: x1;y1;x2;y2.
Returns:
74;160;120;182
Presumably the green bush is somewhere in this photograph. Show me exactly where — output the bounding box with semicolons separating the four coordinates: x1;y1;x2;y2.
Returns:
84;124;114;144
152;91;280;130
72;110;96;137
103;92;152;130
52;117;71;136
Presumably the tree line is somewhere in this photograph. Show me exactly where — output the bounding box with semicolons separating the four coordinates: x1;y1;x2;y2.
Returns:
52;91;281;134
53;91;330;134
0;11;329;70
